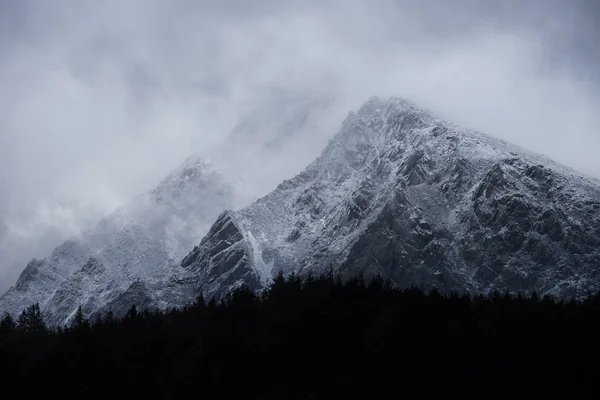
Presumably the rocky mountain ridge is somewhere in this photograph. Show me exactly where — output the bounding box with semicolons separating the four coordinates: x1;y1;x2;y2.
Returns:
0;156;235;326
3;95;600;326
0;89;337;326
181;97;600;300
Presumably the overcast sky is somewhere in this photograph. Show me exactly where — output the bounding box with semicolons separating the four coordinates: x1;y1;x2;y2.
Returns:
1;0;599;291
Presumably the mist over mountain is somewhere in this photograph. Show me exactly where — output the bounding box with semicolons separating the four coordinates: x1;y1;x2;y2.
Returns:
181;97;600;301
2;0;600;296
0;90;339;325
3;3;600;397
4;96;600;325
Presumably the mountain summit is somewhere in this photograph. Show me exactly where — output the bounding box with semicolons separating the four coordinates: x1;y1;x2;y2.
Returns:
181;96;600;300
0;156;236;326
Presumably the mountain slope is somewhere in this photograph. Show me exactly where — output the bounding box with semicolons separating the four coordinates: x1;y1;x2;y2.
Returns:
182;97;600;299
5;95;600;325
0;89;338;325
0;156;236;326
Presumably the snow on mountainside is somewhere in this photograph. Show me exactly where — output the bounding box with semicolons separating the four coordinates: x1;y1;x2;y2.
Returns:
0;89;338;325
182;97;600;300
5;95;600;326
0;156;235;326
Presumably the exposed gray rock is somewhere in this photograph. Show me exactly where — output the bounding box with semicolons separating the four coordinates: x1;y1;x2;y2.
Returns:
95;280;154;320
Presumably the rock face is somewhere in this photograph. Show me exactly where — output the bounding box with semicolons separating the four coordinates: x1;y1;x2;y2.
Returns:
182;97;600;299
0;156;235;326
180;211;262;299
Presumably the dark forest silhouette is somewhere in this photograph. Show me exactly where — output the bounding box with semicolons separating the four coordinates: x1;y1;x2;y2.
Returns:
1;272;599;398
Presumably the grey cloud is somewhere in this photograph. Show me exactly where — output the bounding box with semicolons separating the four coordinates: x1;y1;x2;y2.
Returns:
1;0;599;292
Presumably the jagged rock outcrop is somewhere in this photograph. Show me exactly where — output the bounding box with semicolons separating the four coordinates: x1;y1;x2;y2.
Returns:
180;211;261;299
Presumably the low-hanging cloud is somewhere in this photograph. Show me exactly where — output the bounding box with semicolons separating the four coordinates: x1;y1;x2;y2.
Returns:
0;0;599;292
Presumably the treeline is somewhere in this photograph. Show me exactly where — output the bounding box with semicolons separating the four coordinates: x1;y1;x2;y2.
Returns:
1;273;600;398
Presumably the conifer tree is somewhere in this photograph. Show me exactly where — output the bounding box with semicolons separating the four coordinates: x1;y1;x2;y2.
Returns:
71;305;89;330
125;304;138;321
0;312;16;339
17;303;46;334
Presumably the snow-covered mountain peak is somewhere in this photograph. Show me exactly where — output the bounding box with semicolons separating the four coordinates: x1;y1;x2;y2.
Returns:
150;155;219;201
0;154;236;326
5;95;600;326
182;96;600;300
168;153;214;178
0;89;341;325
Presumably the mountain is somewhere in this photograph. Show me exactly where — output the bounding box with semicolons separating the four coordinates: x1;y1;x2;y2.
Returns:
5;95;600;325
181;97;600;300
0;156;235;326
0;89;338;325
